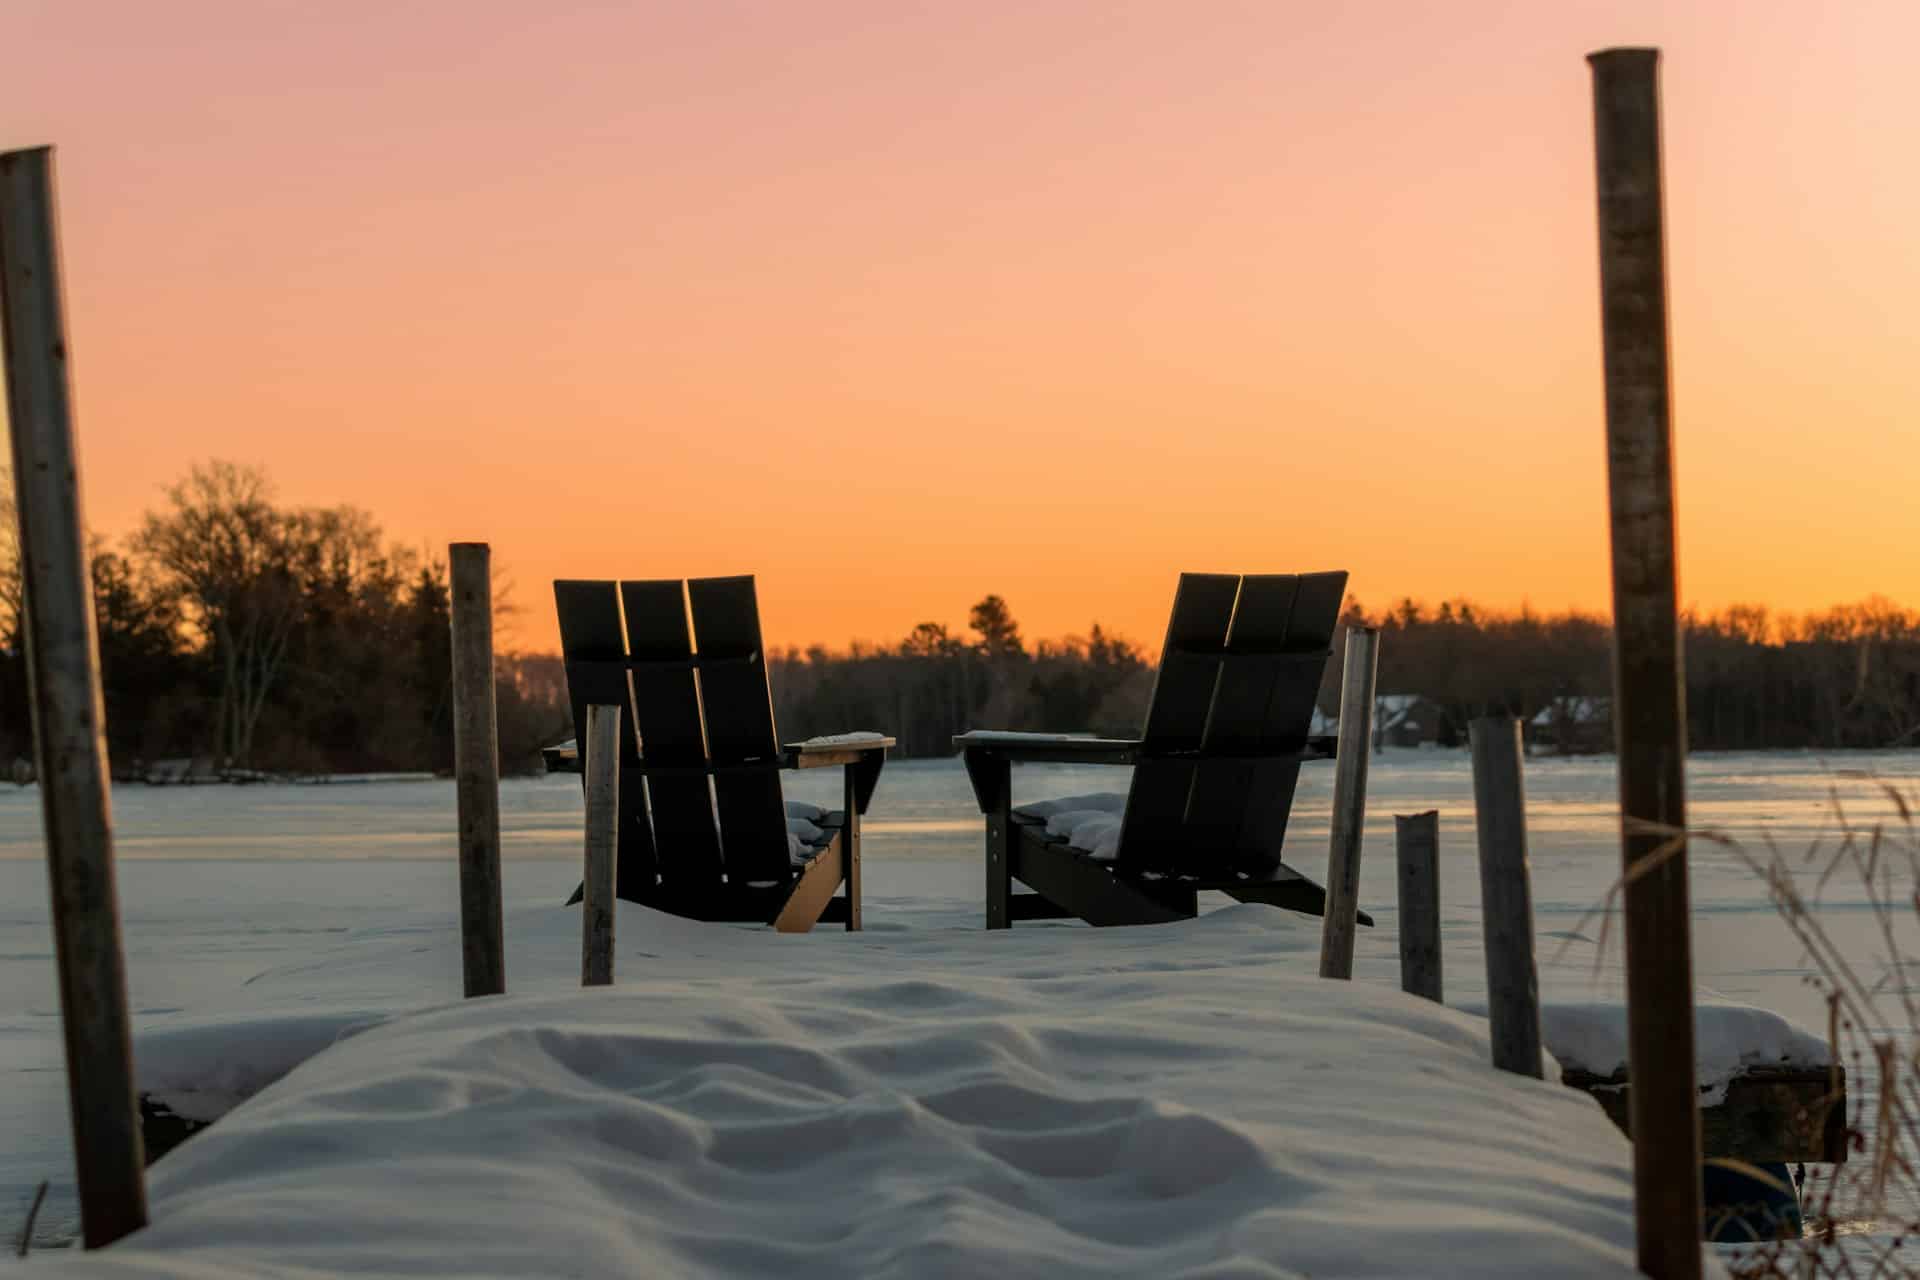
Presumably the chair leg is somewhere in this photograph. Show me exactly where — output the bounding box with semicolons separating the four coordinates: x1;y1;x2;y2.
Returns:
773;835;843;934
982;755;1012;929
842;762;863;932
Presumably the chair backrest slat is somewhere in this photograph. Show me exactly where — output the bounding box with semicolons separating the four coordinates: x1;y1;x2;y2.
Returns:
1115;570;1347;879
1138;573;1239;749
1230;571;1346;866
1181;573;1303;875
555;576;800;896
555;580;657;890
687;576;790;885
1117;573;1238;873
615;579;724;891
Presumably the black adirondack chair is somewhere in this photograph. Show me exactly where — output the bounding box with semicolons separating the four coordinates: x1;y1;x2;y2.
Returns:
956;571;1371;929
549;575;892;933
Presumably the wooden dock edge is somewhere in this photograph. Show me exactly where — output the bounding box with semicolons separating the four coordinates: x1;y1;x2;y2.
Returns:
138;1094;211;1165
1562;1066;1847;1164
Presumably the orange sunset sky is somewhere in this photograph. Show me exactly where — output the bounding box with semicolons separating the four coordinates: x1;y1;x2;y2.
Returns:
5;1;1916;653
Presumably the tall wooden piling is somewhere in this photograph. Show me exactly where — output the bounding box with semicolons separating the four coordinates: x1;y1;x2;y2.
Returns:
449;543;504;998
1469;717;1542;1079
0;145;148;1248
581;704;620;987
1394;811;1441;1002
1589;47;1702;1278
1319;626;1379;979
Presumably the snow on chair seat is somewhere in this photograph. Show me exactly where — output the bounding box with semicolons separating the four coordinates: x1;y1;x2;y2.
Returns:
960;572;1367;929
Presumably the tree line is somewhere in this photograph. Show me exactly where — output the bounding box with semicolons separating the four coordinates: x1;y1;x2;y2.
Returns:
1343;596;1920;751
0;462;567;778
5;462;1920;777
770;596;1154;757
775;596;1920;755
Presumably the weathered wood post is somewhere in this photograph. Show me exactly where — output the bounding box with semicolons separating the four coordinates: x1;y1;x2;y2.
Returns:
1589;46;1702;1277
0;145;148;1248
1395;810;1441;1002
449;542;504;998
1470;717;1542;1078
1319;625;1379;979
581;703;620;986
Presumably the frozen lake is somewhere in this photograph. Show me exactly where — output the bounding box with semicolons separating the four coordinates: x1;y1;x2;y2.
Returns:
4;749;1916;1254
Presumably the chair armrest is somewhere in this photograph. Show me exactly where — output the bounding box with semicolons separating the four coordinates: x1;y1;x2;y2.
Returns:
953;732;1141;766
782;735;895;770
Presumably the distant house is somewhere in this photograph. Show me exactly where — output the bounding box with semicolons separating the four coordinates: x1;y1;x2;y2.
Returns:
1312;696;1451;748
1529;696;1612;754
141;757;222;785
1374;694;1447;749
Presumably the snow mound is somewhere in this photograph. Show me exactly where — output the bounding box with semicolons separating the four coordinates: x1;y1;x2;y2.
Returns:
73;904;1716;1278
1539;998;1831;1104
1015;793;1127;862
137;1011;392;1124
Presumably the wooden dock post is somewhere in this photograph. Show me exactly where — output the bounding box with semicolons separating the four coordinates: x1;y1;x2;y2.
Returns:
0;145;148;1248
449;542;504;998
1470;717;1542;1078
1589;45;1702;1277
581;703;620;987
1319;626;1379;979
1395;811;1441;1002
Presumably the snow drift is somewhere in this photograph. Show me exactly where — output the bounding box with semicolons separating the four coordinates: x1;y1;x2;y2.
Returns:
39;902;1725;1278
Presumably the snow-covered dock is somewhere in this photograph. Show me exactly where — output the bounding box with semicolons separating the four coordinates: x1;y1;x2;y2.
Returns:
41;900;1744;1278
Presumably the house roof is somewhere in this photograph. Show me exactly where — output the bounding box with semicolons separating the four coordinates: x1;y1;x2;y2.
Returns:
1375;694;1433;734
1312;695;1437;737
1529;695;1610;726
